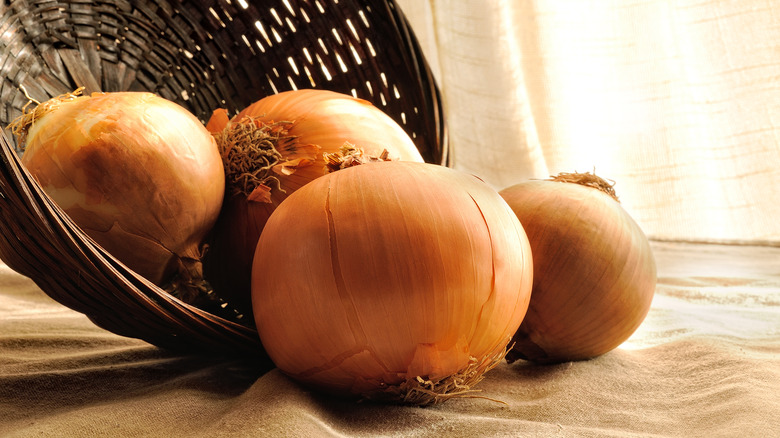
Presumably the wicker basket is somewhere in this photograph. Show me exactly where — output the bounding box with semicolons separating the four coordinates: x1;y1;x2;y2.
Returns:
0;0;447;358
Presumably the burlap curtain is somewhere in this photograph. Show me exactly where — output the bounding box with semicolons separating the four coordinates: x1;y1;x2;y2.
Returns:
396;0;780;245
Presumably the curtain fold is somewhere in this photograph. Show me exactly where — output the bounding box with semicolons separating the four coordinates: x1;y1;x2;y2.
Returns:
396;0;780;244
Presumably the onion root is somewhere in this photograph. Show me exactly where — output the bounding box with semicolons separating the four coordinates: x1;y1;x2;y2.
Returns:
366;344;511;407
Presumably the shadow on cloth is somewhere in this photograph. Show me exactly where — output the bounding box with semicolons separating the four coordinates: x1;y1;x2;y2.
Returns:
0;342;272;423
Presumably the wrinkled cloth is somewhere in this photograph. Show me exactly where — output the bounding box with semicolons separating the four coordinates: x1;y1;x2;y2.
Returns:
1;241;779;437
395;0;780;245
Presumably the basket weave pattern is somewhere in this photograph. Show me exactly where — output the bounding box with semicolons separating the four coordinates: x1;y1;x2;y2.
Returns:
0;0;446;356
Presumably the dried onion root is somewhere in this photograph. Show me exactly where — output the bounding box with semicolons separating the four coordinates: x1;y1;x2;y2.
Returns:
367;344;511;406
212;118;304;201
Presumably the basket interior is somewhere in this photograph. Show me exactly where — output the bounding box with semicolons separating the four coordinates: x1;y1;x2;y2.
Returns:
1;0;446;162
0;0;446;357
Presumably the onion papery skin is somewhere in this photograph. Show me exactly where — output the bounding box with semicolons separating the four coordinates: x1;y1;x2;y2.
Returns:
20;91;225;287
204;89;423;321
252;161;533;403
499;178;657;364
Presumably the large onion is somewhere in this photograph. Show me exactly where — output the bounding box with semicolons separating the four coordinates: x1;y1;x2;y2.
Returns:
12;90;224;299
499;172;656;364
204;89;423;321
252;161;533;405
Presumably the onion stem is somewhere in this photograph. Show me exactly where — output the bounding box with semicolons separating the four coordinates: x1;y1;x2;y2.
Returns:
549;171;619;202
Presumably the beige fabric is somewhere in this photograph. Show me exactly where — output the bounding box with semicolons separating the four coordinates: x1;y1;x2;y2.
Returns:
395;0;780;244
2;241;779;437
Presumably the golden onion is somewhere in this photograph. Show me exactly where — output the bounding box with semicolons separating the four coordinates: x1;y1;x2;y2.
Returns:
499;172;656;364
13;90;224;299
204;89;423;320
252;161;533;405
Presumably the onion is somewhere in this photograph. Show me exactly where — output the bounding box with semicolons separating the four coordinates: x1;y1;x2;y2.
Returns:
11;89;225;300
251;161;533;405
203;89;423;321
499;172;656;364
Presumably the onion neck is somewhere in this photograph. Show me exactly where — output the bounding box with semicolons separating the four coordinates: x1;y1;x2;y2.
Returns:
173;253;206;295
550;171;620;202
506;329;553;364
165;246;249;324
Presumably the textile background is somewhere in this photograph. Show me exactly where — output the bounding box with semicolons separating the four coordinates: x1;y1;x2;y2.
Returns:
395;0;780;244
